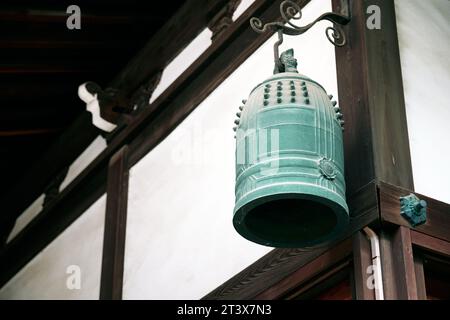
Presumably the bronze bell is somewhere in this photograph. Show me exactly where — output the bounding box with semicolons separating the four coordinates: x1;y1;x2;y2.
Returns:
233;49;349;248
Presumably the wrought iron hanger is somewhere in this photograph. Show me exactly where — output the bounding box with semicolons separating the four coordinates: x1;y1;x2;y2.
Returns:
250;0;351;72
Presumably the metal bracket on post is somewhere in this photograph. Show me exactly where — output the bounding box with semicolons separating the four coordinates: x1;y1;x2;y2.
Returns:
250;0;351;47
250;0;351;74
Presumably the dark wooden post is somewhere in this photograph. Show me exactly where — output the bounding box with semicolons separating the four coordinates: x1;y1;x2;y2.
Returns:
352;231;375;300
379;226;418;299
332;0;415;299
413;255;427;300
333;0;414;195
100;145;129;300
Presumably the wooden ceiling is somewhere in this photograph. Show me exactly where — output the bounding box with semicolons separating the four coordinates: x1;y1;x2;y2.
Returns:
0;0;185;195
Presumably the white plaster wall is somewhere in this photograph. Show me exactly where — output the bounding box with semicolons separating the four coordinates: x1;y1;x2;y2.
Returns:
0;194;106;300
6;136;106;244
150;29;213;103
233;0;255;21
395;0;450;204
123;0;338;299
60;135;107;191
0;0;340;300
7;194;44;243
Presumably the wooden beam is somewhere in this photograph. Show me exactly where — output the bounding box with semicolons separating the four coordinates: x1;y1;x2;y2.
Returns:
0;0;309;289
0;128;61;137
254;238;352;300
110;0;230;93
379;226;418;299
379;181;450;243
0;0;223;244
0;112;99;244
100;146;129;300
352;231;375;300
332;0;414;195
0;160;107;287
0;40;133;50
411;231;450;259
287;261;352;300
392;226;418;299
0;64;101;74
0;11;155;24
413;255;427;300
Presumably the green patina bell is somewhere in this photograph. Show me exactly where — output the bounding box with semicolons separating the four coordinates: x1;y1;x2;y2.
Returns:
233;49;349;248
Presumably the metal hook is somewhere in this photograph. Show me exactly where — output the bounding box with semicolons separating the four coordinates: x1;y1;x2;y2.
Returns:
273;29;284;74
250;0;351;47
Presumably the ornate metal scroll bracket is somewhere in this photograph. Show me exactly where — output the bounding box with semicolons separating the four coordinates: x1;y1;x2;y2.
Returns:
250;0;351;72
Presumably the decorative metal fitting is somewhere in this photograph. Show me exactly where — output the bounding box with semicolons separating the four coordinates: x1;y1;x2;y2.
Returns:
400;193;427;227
250;0;351;73
250;0;350;45
318;157;336;180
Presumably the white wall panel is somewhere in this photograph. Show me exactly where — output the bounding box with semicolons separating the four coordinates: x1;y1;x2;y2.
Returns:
395;0;450;204
124;0;338;299
0;195;106;300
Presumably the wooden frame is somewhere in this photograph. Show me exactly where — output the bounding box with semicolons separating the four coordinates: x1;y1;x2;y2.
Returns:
378;224;450;300
411;231;450;300
0;0;230;241
413;254;427;300
411;231;450;258
254;238;353;300
100;146;130;300
376;181;450;300
379;226;419;299
286;259;353;300
203;180;450;300
202;239;353;300
418;248;450;300
1;0;449;301
352;231;375;300
332;0;414;196
379;181;450;243
0;0;310;289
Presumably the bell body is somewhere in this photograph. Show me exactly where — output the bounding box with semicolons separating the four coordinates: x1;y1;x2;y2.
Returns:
233;71;349;248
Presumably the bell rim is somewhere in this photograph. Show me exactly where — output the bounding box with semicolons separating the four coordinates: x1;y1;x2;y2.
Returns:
233;191;349;248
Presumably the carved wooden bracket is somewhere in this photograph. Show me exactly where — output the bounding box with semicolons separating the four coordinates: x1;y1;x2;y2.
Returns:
43;166;69;207
129;71;163;112
208;0;241;41
78;72;161;133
